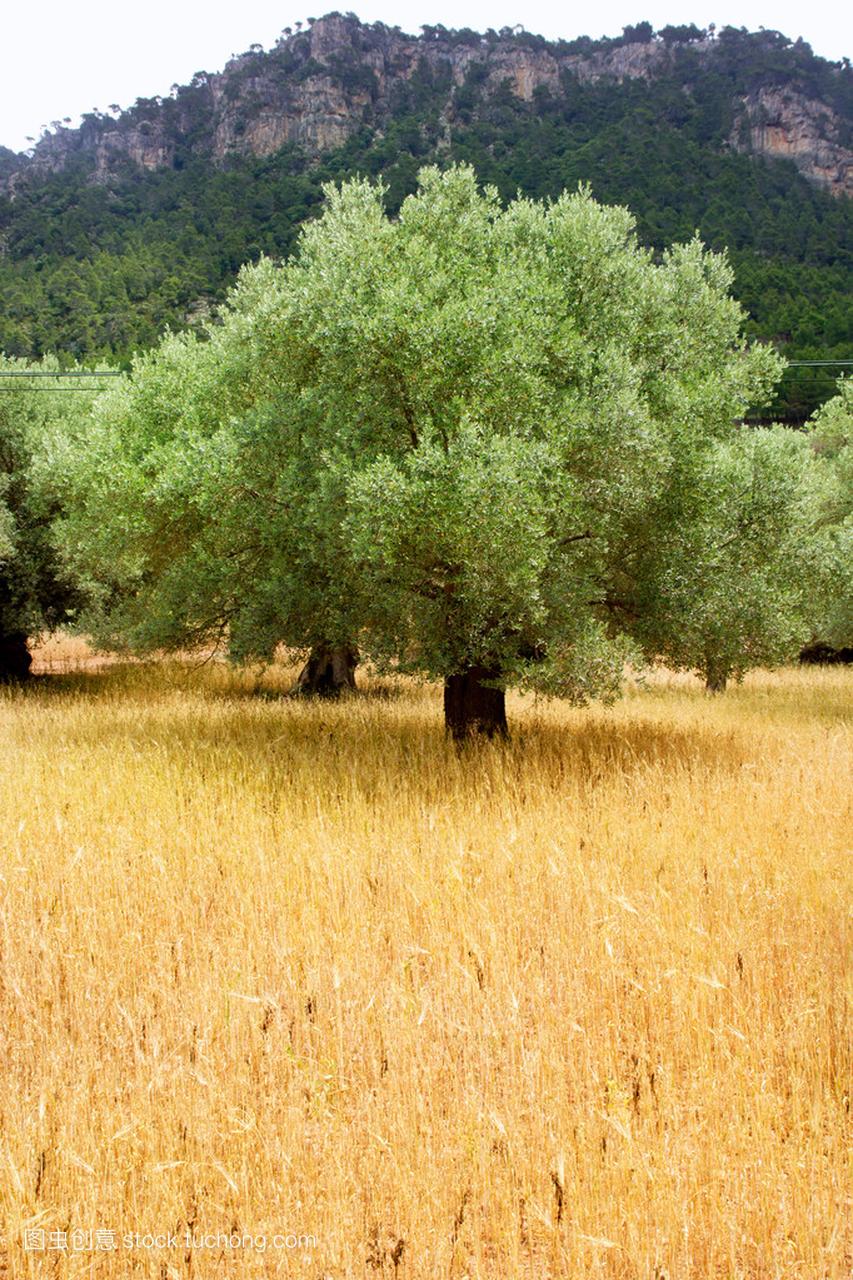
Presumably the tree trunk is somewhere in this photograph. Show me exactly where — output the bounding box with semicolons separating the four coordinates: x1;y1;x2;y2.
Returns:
443;666;508;741
291;643;358;697
0;631;32;682
704;666;728;694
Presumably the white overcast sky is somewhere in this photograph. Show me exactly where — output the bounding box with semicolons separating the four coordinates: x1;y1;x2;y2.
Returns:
1;1;850;153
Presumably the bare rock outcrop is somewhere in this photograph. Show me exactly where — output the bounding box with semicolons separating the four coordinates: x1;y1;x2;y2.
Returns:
95;125;175;176
565;38;674;85
3;16;849;198
731;86;851;195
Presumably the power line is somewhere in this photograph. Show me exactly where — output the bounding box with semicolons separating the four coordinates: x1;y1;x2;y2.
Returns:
0;370;121;379
0;386;113;392
0;370;120;393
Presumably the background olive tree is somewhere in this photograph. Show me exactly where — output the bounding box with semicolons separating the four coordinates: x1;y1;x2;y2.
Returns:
0;358;98;679
802;380;853;659
626;425;837;691
56;263;362;691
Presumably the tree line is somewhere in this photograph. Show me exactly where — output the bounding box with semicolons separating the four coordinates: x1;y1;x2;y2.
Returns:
1;170;850;736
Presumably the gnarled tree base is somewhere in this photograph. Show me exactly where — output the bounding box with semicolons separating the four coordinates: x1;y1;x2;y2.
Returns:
291;644;358;697
0;631;32;682
704;671;728;694
444;666;508;741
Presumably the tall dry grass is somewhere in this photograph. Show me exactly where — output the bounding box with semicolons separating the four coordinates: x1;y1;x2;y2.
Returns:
0;648;850;1278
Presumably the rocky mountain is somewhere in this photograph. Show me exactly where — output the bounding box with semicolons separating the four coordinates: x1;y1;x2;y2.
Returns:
6;15;850;195
0;15;850;420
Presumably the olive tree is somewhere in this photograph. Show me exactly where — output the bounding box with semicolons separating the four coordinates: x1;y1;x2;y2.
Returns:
56;266;361;691
62;166;783;735
628;425;836;691
0;359;97;680
57;325;260;656
283;167;781;733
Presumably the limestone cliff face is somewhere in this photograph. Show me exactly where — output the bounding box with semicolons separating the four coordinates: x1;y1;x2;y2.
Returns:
730;87;851;195
190;19;686;156
212;73;368;158
15;115;179;183
565;38;675;86
5;15;850;196
95;125;175;176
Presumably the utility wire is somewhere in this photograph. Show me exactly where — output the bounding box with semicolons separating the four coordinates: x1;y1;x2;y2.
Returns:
0;387;112;392
0;370;120;392
0;370;121;378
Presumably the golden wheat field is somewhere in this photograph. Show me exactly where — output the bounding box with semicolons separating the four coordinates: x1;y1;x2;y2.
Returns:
0;640;850;1279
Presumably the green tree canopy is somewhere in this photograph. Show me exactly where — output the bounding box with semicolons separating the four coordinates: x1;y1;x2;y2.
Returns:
627;424;838;689
62;166;794;734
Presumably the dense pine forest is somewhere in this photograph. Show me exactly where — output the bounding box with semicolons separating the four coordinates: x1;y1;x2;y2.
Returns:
0;16;850;420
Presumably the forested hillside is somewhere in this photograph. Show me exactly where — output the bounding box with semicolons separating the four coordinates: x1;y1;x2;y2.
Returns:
0;15;850;419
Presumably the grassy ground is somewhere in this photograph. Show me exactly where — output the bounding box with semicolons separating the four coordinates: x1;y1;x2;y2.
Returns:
0;647;850;1278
